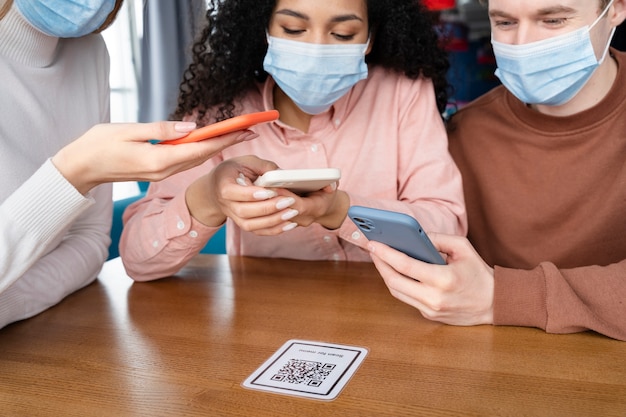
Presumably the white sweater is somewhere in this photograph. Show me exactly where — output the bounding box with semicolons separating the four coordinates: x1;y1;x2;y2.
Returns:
0;6;112;328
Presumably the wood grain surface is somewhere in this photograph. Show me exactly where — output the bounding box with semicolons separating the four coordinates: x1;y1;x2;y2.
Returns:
1;255;624;416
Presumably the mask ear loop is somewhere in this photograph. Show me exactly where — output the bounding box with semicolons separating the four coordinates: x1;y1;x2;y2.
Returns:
362;34;372;54
589;0;617;64
598;27;617;64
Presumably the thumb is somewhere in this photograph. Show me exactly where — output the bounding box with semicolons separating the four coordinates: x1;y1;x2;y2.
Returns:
239;156;281;178
93;121;198;142
427;232;476;259
427;232;453;251
150;121;198;141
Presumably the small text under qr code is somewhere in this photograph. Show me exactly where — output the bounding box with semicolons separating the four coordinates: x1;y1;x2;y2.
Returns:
271;359;337;387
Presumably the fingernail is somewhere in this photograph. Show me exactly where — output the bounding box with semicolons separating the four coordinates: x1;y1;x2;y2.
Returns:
282;222;298;232
367;242;375;253
174;122;196;132
253;190;277;200
330;182;337;191
281;209;299;221
275;197;295;210
236;173;248;187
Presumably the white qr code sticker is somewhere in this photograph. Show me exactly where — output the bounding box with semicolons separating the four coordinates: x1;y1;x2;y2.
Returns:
242;339;368;401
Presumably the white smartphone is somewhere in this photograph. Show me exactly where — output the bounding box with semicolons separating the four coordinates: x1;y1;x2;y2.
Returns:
348;205;446;265
253;168;341;194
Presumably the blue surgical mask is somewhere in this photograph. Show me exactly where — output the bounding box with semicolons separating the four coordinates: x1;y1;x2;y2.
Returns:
491;0;616;106
15;0;116;38
263;35;369;115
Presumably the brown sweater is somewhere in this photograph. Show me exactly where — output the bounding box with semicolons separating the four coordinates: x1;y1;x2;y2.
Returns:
448;49;626;340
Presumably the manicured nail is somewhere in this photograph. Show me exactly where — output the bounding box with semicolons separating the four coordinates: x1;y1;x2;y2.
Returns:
282;222;298;232
253;190;277;200
281;209;299;221
236;173;248;186
275;197;295;210
174;122;196;132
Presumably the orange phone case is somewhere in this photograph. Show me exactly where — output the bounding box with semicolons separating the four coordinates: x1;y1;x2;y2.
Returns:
161;110;279;145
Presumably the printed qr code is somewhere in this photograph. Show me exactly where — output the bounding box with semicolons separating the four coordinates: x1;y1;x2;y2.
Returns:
271;359;337;387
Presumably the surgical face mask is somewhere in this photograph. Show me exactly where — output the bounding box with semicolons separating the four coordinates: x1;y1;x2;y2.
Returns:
491;0;616;106
263;35;369;115
15;0;116;38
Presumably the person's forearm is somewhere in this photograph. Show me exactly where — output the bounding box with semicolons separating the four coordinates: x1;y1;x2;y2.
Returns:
185;175;227;227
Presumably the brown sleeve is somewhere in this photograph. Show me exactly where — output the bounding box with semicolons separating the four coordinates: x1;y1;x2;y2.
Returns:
493;260;626;341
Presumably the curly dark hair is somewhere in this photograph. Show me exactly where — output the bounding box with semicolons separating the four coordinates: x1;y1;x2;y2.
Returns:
172;0;450;124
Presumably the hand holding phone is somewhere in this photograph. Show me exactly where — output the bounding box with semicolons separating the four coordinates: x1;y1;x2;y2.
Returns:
348;206;445;265
160;110;279;145
253;168;341;194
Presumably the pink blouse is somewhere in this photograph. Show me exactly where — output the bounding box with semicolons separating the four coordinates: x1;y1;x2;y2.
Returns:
120;67;466;281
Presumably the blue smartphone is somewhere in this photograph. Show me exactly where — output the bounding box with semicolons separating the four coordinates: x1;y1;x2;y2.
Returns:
348;206;446;265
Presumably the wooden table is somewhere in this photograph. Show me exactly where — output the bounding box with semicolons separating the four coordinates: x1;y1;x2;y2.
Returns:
1;255;625;416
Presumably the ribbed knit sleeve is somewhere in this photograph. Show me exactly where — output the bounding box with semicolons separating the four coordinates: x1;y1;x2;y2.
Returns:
494;262;626;341
0;160;93;293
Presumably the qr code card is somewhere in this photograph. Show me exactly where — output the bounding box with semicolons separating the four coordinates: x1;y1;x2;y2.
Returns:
242;339;368;401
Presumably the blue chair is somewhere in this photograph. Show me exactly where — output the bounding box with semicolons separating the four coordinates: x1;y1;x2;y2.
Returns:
108;182;226;259
200;222;226;254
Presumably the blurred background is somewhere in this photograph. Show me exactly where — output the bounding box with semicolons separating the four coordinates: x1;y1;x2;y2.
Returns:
104;0;626;199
